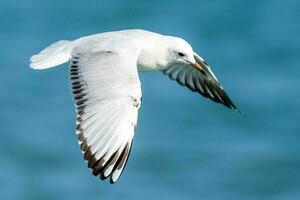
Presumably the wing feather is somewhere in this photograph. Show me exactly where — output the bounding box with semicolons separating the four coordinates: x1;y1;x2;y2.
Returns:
163;53;238;110
70;47;141;183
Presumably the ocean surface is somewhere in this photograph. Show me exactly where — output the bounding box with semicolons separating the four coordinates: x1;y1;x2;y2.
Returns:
1;0;300;199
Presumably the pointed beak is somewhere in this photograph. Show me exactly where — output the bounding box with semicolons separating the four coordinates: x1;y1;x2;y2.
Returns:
190;62;206;76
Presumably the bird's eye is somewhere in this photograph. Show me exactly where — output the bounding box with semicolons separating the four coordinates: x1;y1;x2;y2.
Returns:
178;52;185;57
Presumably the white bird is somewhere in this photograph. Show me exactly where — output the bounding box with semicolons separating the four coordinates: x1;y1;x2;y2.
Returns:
30;29;238;184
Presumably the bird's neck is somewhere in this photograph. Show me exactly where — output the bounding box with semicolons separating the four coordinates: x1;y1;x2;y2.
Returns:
137;52;167;72
137;36;169;72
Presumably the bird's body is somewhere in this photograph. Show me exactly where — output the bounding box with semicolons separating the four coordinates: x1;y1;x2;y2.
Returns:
30;29;237;184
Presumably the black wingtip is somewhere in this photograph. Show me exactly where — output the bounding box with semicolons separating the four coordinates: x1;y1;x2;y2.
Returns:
109;179;116;184
220;92;244;116
234;107;246;117
226;101;245;117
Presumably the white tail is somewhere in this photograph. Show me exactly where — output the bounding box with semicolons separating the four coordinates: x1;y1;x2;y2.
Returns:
30;40;73;70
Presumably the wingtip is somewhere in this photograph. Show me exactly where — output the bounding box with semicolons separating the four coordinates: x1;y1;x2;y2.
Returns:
229;104;245;117
235;108;246;117
109;178;116;184
221;96;244;116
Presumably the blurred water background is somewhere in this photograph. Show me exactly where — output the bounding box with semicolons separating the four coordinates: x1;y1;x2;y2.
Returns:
1;0;300;199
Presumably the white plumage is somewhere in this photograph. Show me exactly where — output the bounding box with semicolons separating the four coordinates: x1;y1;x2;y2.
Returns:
30;29;238;183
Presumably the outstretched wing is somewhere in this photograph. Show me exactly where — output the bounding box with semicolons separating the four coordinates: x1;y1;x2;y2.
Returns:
70;47;142;183
162;53;238;110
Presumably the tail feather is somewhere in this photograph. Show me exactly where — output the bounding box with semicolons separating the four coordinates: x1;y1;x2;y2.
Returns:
30;40;73;70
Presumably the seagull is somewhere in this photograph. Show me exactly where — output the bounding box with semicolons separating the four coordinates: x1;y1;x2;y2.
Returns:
30;29;238;184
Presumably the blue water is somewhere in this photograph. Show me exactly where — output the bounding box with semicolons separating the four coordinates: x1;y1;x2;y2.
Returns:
1;0;300;199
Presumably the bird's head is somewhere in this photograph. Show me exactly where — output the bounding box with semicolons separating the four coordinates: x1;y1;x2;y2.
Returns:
164;36;205;74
